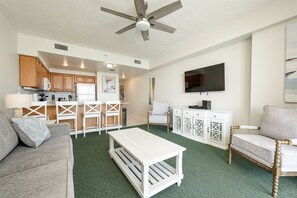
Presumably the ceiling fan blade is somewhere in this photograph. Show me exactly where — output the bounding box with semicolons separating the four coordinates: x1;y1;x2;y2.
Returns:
101;7;136;21
141;30;149;41
151;21;176;33
116;23;136;34
134;0;146;17
148;0;182;21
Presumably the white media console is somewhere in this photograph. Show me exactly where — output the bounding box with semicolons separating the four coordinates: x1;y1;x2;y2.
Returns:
172;108;233;150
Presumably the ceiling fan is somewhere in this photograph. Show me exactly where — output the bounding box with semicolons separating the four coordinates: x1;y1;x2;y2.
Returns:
100;0;182;41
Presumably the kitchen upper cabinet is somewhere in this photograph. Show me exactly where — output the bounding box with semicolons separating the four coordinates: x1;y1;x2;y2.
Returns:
85;76;96;84
50;73;64;92
63;74;75;92
75;75;85;83
19;55;39;87
19;55;49;88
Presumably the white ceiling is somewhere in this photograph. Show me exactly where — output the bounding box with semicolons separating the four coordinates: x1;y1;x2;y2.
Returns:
39;52;147;81
0;0;274;64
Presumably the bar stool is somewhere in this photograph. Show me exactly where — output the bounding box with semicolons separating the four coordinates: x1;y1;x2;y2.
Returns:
102;101;121;133
24;101;47;121
56;101;78;138
83;101;102;137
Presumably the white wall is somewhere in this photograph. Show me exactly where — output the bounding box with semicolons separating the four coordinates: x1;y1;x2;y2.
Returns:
152;0;297;68
0;12;18;112
96;71;119;102
124;40;251;125
250;20;297;125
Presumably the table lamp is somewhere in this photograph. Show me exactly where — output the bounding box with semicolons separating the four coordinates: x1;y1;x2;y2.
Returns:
5;93;31;118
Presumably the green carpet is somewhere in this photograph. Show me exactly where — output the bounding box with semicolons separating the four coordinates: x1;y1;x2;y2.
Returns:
72;125;297;198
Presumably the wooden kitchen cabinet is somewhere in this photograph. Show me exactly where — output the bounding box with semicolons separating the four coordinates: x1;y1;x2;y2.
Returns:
75;75;85;83
63;74;75;92
50;73;64;92
19;55;49;88
19;55;40;87
85;76;96;84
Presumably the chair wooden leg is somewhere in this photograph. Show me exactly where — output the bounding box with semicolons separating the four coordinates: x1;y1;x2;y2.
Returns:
83;116;86;138
228;144;232;165
167;124;169;133
272;175;279;198
118;115;120;131
272;140;282;198
105;115;107;134
75;118;77;139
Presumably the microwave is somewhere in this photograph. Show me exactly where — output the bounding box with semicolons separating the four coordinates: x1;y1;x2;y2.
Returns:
40;77;51;91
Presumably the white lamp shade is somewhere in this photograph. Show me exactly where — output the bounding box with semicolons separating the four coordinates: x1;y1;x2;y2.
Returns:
5;94;31;108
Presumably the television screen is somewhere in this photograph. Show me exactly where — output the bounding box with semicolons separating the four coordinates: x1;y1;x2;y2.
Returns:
185;63;225;92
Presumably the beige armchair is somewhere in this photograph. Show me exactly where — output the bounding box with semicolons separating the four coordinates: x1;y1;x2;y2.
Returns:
228;105;297;198
147;101;170;133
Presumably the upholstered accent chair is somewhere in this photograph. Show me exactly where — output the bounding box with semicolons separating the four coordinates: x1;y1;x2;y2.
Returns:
147;101;170;132
228;105;297;197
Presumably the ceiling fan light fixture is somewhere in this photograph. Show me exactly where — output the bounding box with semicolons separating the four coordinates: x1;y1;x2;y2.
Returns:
136;18;150;31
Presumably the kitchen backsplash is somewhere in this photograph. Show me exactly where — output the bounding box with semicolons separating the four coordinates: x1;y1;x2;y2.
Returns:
21;88;76;102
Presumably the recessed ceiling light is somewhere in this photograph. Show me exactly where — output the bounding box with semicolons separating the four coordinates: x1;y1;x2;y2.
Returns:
80;61;85;69
122;74;125;79
106;63;113;68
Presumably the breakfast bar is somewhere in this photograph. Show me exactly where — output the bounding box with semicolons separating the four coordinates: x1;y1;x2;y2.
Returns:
23;102;124;133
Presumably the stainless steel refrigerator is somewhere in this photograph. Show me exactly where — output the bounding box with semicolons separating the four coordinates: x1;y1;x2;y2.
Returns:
76;83;96;102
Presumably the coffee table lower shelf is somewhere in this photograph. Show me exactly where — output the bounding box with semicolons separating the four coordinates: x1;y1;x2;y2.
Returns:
110;147;181;198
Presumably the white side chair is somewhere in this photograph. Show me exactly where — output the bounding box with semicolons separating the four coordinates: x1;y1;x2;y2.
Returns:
102;101;121;133
147;101;170;133
56;101;78;138
83;101;102;137
24;101;47;121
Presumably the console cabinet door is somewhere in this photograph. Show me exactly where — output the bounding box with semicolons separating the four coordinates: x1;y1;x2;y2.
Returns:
172;109;183;134
207;119;224;146
193;117;206;140
182;115;193;136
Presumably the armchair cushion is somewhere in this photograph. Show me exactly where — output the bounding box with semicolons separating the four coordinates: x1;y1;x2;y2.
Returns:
151;102;169;115
149;115;168;124
232;134;297;172
260;105;297;140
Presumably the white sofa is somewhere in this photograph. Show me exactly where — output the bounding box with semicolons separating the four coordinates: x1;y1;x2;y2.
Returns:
228;105;297;198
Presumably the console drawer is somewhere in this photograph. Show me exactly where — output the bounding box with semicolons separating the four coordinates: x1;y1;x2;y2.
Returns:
173;109;182;115
208;112;225;120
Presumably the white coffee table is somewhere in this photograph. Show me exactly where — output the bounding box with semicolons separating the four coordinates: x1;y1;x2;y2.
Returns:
109;128;186;198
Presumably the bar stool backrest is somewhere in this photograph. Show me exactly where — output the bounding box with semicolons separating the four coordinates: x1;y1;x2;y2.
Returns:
84;101;102;115
105;101;121;114
24;101;47;121
56;101;78;118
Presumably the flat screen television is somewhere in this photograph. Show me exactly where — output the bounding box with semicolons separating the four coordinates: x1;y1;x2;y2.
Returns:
185;63;225;92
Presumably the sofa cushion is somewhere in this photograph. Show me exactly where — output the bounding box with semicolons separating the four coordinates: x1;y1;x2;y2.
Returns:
232;134;297;171
152;102;169;115
12;117;51;148
260;105;297;140
0;135;73;177
0;111;19;162
0;159;74;198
